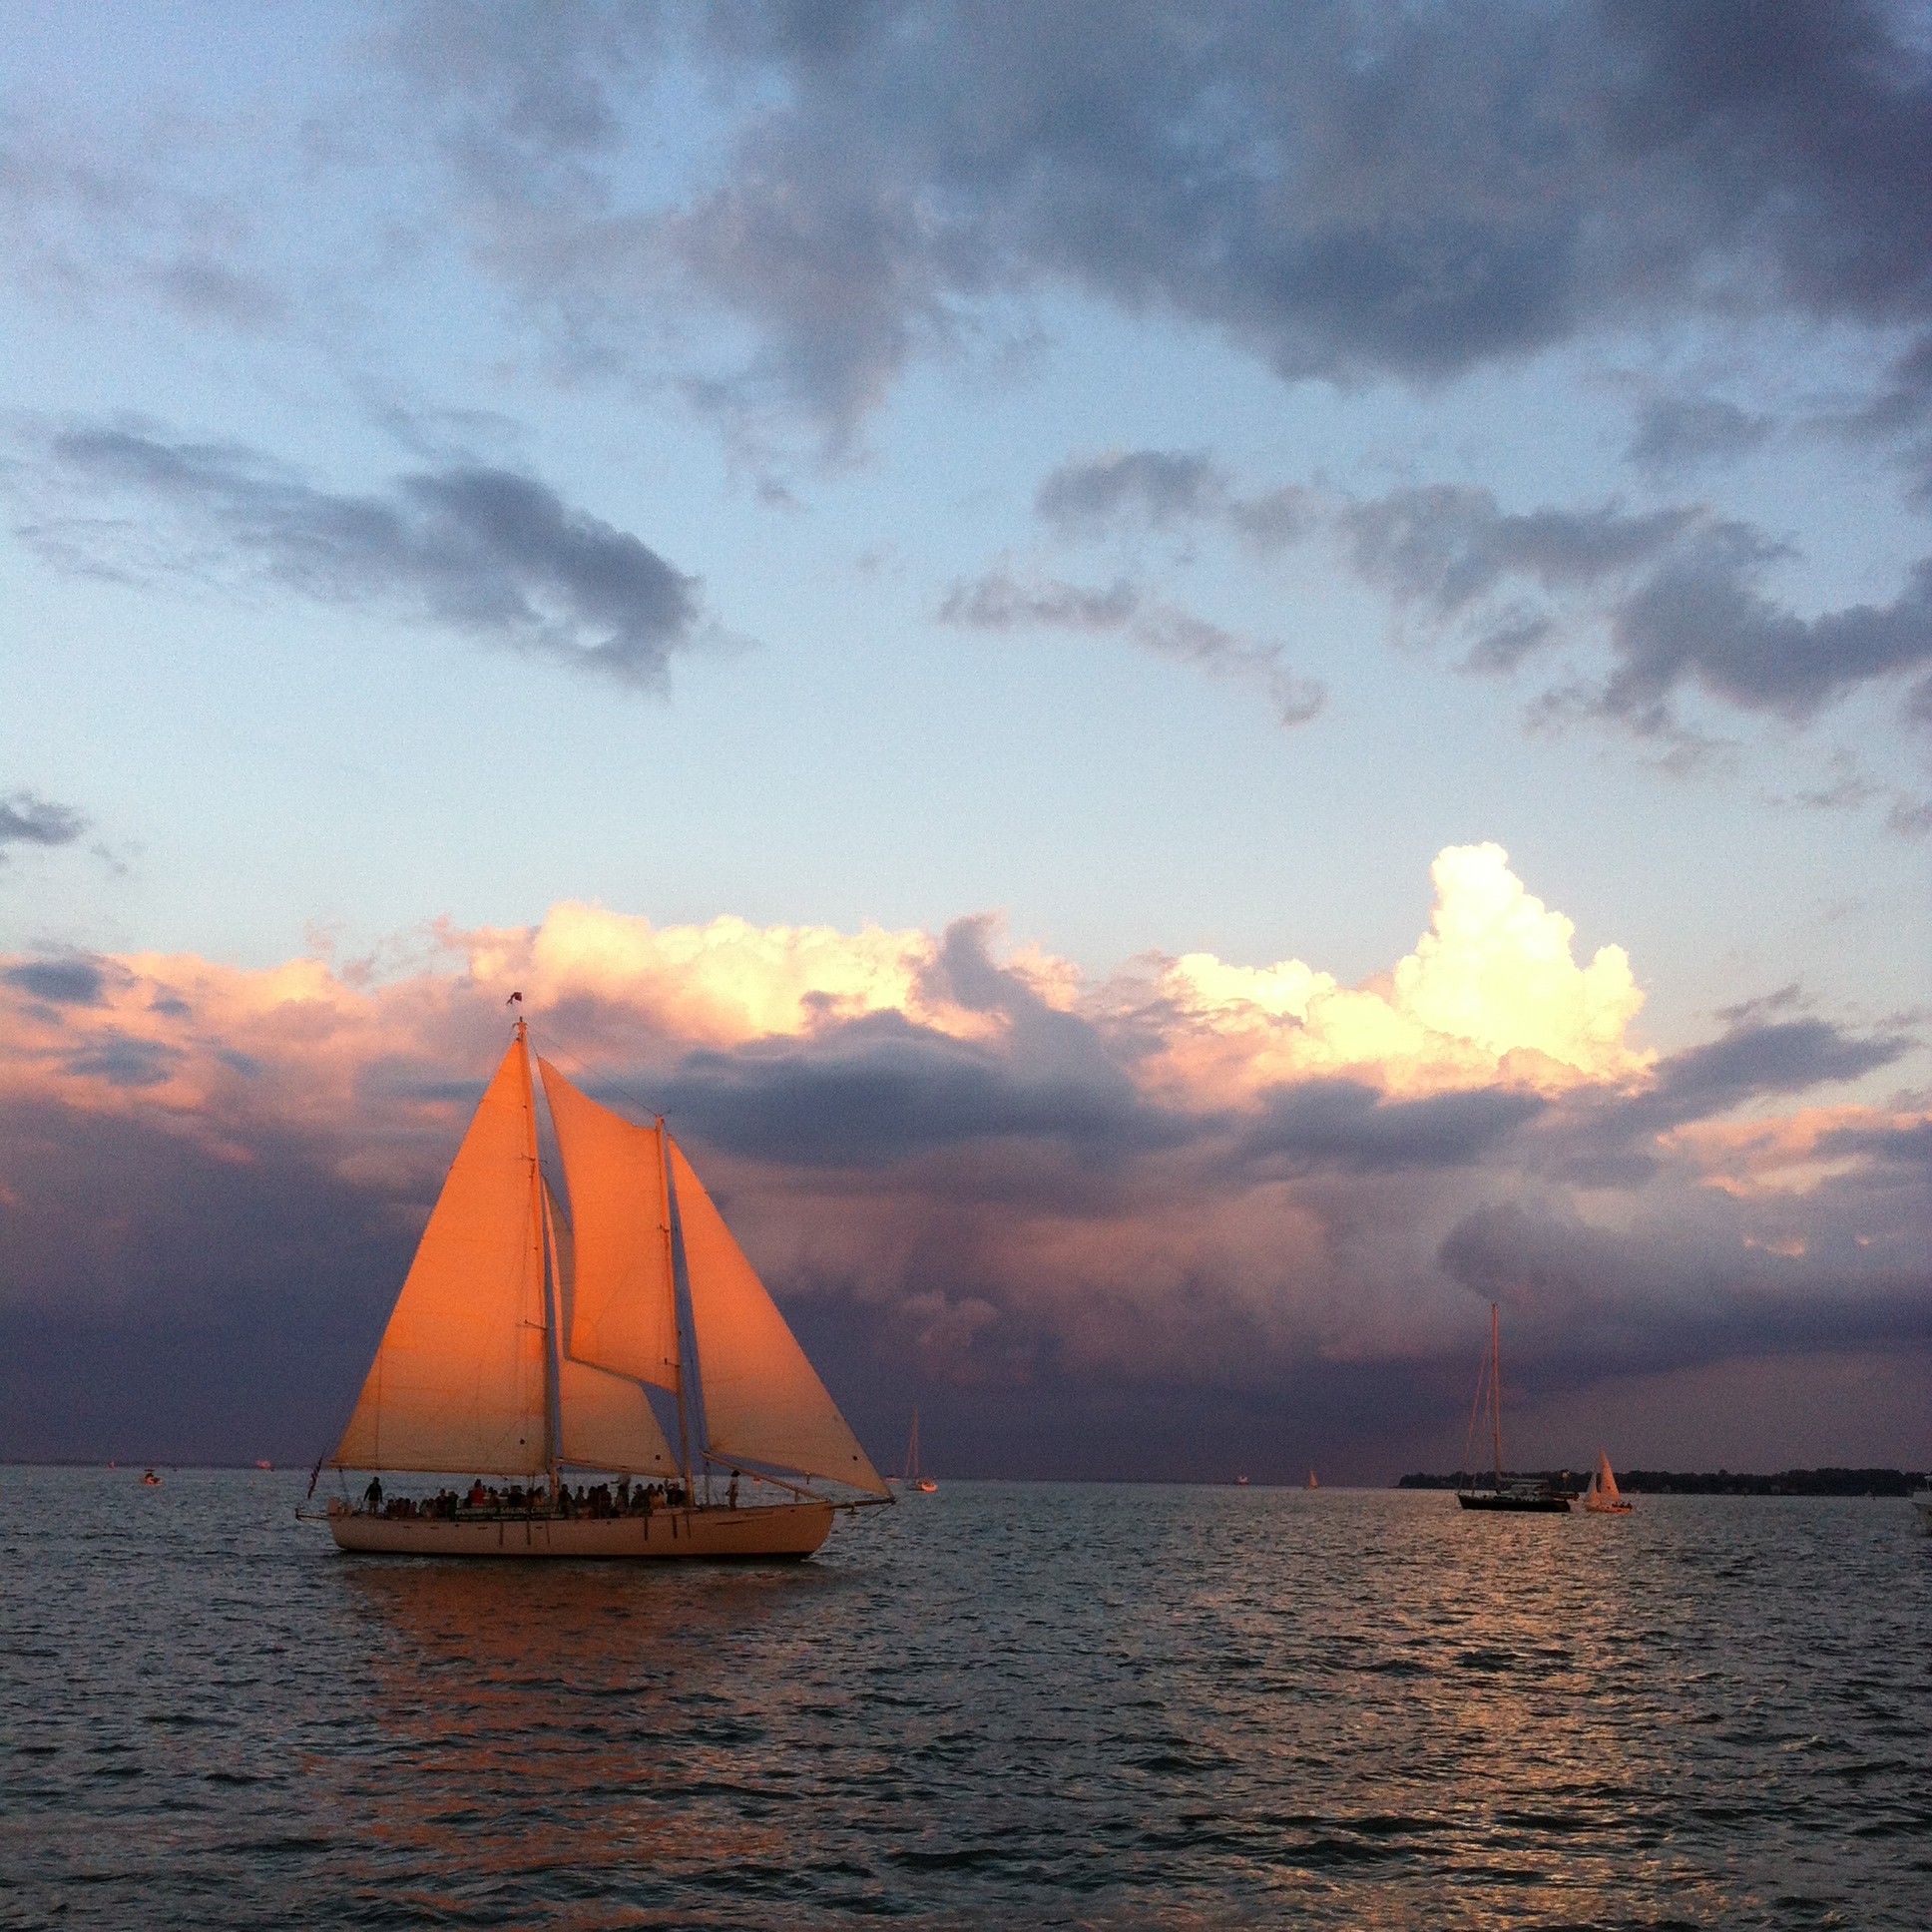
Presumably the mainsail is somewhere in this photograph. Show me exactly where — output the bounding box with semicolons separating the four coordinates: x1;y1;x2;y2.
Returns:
543;1167;679;1476
330;1024;885;1501
332;1040;549;1475
671;1141;889;1497
558;1357;678;1475
1596;1449;1622;1505
538;1059;679;1390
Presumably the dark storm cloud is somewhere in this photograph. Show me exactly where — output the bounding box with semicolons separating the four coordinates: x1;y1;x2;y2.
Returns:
1603;549;1932;725
1035;451;1228;533
1340;487;1704;617
0;789;87;855
1625;395;1775;471
25;424;707;689
663;1021;1192;1171
397;1;1932;434
1814;1116;1932;1173
662;918;1198;1171
1532;1015;1913;1187
940;569;1325;726
1023;448;1932;731
1242;1080;1546;1174
0;1098;410;1462
1345;488;1932;726
1036;451;1317;552
938;571;1138;633
64;1033;183;1090
2;958;108;1005
1436;1199;1932;1388
1650;1019;1912;1119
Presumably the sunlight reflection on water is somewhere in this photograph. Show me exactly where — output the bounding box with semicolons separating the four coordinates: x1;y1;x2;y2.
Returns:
3;1470;1928;1927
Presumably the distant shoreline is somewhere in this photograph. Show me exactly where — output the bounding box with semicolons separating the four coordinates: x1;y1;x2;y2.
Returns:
1397;1467;1928;1497
7;1461;1928;1494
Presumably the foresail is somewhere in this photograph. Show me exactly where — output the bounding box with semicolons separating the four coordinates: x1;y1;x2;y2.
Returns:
538;1059;680;1391
670;1140;889;1496
558;1357;679;1475
333;1040;548;1475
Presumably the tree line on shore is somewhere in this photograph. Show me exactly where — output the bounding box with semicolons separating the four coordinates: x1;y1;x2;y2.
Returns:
1395;1467;1927;1496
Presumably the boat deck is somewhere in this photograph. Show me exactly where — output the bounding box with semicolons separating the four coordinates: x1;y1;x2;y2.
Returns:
325;1497;833;1559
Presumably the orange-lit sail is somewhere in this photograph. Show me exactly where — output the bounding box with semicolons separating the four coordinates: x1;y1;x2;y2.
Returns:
558;1357;678;1475
669;1139;888;1496
538;1059;679;1391
333;1039;548;1475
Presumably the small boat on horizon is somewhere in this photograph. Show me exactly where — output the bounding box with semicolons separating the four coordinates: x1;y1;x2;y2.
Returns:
1456;1302;1570;1514
301;1016;891;1559
141;1469;161;1487
1582;1448;1633;1514
1307;1468;1318;1490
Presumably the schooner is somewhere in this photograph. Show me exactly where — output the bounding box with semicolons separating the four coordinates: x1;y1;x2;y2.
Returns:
307;1017;890;1558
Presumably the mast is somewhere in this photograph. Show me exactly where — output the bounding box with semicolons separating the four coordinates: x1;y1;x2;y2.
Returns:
515;1016;560;1495
1490;1301;1503;1485
660;1118;696;1498
539;1179;564;1492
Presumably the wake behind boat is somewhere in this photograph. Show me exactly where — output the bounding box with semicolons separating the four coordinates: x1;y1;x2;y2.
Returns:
1456;1302;1570;1514
303;1016;890;1559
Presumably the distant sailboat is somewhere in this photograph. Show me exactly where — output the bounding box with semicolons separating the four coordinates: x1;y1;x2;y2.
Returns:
1582;1448;1633;1514
901;1408;937;1493
1456;1302;1570;1514
305;1018;891;1559
1307;1469;1318;1490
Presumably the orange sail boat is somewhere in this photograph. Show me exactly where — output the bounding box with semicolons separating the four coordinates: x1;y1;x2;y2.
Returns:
305;1017;890;1559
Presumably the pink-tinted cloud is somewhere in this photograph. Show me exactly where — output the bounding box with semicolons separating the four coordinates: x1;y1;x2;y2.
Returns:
1;846;1923;1469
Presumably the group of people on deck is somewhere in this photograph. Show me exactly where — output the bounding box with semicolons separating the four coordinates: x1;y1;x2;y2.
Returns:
358;1474;695;1519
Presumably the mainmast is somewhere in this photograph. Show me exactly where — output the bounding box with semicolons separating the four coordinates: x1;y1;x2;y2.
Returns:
1490;1301;1502;1485
538;1173;565;1491
514;1014;562;1495
660;1121;696;1498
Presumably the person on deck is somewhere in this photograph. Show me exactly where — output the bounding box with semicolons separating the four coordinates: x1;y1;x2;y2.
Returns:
363;1475;383;1513
727;1471;739;1509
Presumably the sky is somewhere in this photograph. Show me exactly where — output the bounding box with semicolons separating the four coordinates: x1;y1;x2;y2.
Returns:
1;0;1927;1480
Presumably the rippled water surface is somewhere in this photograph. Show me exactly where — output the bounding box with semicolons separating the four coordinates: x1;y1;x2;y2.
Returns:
3;1471;1929;1928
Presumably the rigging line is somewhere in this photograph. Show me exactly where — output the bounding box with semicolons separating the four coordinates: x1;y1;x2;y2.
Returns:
1459;1328;1491;1488
517;1012;673;1131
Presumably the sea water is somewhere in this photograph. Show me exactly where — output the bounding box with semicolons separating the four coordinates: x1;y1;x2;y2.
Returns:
2;1469;1927;1929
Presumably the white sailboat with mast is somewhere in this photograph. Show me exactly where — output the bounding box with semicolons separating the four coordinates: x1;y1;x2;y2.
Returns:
306;1016;890;1559
1581;1448;1633;1514
900;1407;937;1493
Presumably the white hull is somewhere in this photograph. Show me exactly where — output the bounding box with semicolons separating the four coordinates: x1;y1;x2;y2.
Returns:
1912;1495;1932;1537
326;1499;833;1560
